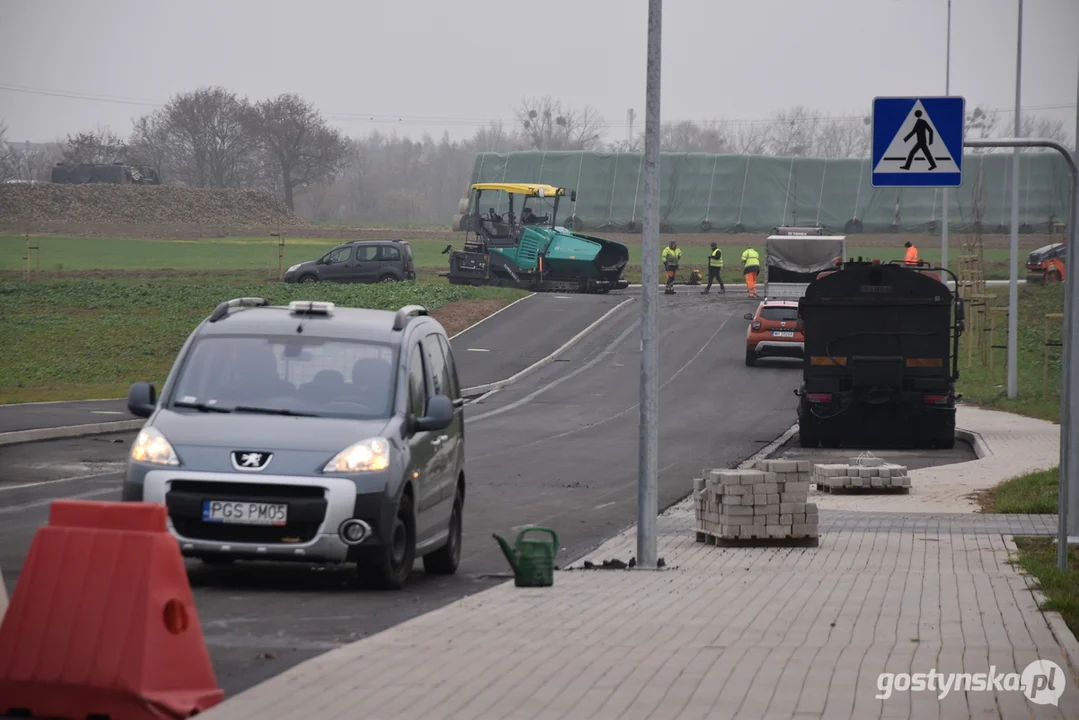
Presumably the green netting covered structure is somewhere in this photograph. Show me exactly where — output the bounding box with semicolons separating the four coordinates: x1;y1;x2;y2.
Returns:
469;151;1072;234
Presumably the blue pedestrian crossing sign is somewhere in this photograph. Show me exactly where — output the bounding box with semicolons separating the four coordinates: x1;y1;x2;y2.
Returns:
872;96;965;187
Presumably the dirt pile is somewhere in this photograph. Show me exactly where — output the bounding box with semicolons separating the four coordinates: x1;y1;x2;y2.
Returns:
0;184;311;237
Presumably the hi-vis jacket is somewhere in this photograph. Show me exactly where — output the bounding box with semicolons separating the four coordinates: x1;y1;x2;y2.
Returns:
741;248;761;268
904;245;920;264
661;246;682;266
708;248;724;268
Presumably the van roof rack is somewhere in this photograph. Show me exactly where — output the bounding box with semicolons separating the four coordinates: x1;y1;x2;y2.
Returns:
393;305;428;331
209;297;269;322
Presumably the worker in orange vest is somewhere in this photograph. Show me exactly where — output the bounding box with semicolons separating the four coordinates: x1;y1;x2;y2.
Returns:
904;241;920;266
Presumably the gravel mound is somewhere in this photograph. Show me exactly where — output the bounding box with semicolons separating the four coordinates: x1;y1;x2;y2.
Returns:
0;184;311;237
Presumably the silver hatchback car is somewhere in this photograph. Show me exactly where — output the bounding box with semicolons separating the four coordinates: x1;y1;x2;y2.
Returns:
122;297;466;590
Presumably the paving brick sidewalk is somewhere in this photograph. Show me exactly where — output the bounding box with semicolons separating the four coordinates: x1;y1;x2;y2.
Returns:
199;407;1077;720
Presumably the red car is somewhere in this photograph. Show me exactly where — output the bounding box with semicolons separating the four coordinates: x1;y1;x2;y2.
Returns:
744;300;804;366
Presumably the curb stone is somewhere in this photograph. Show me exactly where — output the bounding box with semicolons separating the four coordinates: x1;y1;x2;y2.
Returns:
0;420;146;447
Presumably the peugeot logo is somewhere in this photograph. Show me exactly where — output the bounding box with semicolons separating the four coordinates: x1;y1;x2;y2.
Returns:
231;451;272;471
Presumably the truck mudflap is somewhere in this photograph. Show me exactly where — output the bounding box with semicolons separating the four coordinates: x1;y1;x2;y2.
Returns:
796;389;957;449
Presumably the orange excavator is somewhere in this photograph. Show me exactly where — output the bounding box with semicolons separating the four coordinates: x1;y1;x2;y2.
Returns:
1026;242;1066;284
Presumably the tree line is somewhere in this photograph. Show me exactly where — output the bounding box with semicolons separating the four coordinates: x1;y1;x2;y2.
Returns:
0;88;1072;225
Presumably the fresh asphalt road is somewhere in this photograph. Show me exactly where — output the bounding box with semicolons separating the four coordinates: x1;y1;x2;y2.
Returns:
0;289;802;698
0;293;625;434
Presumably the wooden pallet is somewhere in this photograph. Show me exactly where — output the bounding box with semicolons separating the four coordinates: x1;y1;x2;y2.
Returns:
816;484;910;495
695;530;819;548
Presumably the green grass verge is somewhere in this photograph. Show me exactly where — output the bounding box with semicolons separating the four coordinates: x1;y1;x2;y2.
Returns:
2;234;1022;280
956;283;1065;422
974;467;1059;514
0;279;525;404
1011;537;1079;640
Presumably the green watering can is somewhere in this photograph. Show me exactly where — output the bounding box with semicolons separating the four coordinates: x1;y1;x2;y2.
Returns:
493;527;560;587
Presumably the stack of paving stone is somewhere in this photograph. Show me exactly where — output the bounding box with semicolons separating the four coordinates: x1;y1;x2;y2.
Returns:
811;452;912;493
693;459;818;546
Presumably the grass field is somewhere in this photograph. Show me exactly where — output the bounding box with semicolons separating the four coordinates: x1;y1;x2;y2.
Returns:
0;280;526;404
1011;537;1079;639
0;233;1039;282
955;283;1065;422
974;467;1060;514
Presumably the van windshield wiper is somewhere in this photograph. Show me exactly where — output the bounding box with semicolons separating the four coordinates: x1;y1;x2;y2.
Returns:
232;405;320;417
172;401;232;413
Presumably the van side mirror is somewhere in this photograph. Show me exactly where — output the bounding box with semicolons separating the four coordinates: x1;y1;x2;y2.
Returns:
743;312;754;321
127;381;157;418
415;394;453;432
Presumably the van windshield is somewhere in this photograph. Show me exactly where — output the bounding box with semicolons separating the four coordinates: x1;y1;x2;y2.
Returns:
168;336;397;419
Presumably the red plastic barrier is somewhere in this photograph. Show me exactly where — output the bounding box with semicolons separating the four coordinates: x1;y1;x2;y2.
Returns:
0;500;224;719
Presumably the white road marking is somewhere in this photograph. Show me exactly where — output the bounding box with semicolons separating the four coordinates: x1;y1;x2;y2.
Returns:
0;470;120;493
0;486;117;515
467;348;490;352
594;502;616;510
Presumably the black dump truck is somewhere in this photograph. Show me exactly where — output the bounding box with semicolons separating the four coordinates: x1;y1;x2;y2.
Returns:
794;260;965;449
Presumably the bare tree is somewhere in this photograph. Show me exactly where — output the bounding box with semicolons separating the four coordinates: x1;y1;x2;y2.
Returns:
815;115;872;158
729;123;770;155
660;120;731;153
0;122;16;182
61;127;128;164
130;87;260;188
964;106;999;153
514;96;607;151
246;93;352;211
767;106;818;156
1019;114;1072;150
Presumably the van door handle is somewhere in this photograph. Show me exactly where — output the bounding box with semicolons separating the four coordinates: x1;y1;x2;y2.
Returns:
431;437;442;447
438;434;449;442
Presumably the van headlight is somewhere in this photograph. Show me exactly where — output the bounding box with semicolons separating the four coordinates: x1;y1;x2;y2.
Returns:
130;427;180;466
323;438;390;473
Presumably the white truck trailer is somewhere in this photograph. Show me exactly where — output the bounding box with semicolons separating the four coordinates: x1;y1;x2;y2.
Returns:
762;226;848;300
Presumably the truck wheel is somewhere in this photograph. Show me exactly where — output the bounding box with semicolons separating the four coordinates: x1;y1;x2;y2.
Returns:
933;436;956;450
820;438;841;449
1048;270;1062;284
745;349;756;366
798;430;817;448
360;493;415;590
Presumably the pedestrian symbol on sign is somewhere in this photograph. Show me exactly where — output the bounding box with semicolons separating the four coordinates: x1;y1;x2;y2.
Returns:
901;111;937;170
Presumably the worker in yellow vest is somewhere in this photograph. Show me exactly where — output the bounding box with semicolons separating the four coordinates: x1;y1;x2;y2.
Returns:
661;240;682;295
703;242;725;294
741;246;761;298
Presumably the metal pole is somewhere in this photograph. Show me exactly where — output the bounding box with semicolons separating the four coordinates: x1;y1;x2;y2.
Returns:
964;137;1077;568
941;0;951;283
637;0;661;570
1007;0;1022;399
1061;60;1079;569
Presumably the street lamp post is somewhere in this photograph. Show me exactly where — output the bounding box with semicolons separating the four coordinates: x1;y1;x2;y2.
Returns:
941;0;951;282
1007;0;1023;399
637;0;661;570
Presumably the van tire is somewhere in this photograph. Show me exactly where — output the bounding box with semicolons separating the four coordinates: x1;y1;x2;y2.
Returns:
361;493;415;590
379;274;397;283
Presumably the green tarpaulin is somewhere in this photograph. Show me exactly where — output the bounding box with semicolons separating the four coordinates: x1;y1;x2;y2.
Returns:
469;151;1072;234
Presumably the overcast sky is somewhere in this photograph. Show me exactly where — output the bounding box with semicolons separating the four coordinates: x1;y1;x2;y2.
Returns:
0;0;1076;145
